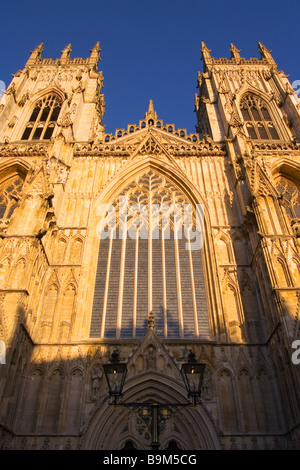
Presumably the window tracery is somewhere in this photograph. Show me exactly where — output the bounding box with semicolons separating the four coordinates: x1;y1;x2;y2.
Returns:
240;94;279;140
21;94;62;141
90;170;209;340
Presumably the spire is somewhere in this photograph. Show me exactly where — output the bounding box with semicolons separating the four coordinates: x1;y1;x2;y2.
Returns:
144;99;158;124
200;42;212;63
230;43;241;63
27;43;44;65
60;44;72;62
89;42;101;65
258;42;275;64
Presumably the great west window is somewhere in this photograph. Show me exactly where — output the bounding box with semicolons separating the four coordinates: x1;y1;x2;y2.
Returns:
89;171;210;339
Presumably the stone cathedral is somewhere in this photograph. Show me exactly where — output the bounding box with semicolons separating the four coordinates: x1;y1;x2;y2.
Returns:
0;41;299;451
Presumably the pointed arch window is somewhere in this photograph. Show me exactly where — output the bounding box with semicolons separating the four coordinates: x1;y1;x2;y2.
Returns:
90;170;210;340
0;175;24;219
276;176;300;220
240;94;280;140
21;94;62;141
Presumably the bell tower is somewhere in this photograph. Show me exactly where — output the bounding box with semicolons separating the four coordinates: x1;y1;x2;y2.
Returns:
0;42;105;146
196;41;300;144
196;42;300;448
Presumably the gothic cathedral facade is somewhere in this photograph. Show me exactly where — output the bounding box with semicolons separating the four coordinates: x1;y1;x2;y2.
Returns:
0;42;299;450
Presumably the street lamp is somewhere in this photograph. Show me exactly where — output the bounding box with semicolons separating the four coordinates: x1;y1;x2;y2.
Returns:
102;351;127;405
181;351;206;405
103;350;205;449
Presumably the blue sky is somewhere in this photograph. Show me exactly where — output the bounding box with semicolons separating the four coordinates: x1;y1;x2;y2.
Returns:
1;0;300;135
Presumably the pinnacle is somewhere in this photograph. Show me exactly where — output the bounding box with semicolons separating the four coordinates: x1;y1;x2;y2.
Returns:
230;43;241;52
30;43;44;54
258;41;271;52
89;42;101;62
230;43;241;60
92;41;101;50
148;99;154;115
144;99;157;121
61;44;72;58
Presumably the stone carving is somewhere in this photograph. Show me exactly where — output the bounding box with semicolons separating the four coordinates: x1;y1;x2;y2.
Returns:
39;70;74;82
146;344;156;369
91;366;102;400
30;70;39;81
72;82;85;94
202;367;212;400
8;116;17;128
5;83;16;98
18;92;29;107
58;103;77;128
217;72;229;94
56;165;69;184
270;90;282;107
262;69;272;81
45;157;70;184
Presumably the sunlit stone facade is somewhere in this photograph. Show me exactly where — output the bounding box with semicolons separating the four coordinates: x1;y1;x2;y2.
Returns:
0;42;300;450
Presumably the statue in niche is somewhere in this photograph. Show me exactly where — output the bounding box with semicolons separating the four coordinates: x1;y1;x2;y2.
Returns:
91;366;102;400
202;368;212;400
56;165;69;184
146;344;156;370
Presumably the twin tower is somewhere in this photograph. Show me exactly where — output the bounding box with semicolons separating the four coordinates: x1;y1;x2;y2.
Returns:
0;42;299;450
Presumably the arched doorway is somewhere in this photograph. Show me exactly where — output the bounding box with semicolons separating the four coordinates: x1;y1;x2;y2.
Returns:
80;371;221;450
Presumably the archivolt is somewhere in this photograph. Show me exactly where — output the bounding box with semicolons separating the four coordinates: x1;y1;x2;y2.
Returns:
80;371;221;450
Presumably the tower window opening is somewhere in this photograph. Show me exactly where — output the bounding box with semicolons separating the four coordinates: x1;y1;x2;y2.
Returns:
21;94;62;141
240;94;279;140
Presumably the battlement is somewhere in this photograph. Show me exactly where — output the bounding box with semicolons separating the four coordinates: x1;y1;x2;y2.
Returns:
25;42;101;68
201;41;276;67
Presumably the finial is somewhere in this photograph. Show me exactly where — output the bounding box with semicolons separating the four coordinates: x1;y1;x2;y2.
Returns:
60;44;72;61
89;42;101;64
30;43;44;57
144;99;158;123
257;42;275;64
27;43;44;65
200;42;212;63
230;43;241;63
201;41;210;52
148;99;154;115
148;312;155;330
